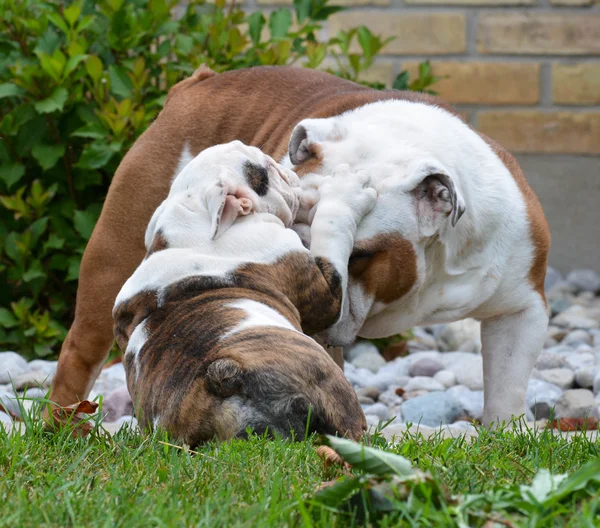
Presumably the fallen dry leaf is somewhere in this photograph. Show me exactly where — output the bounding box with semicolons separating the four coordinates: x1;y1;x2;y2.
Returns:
52;400;99;438
316;445;352;471
548;417;599;432
383;341;408;362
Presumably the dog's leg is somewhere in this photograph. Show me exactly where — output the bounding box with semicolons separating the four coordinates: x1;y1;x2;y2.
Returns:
480;298;548;427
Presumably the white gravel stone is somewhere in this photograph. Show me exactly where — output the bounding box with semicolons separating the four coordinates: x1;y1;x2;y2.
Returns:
547;325;568;342
404;376;445;392
433;370;457;388
544;267;563;292
564;330;593;347
401;391;462;426
351;349;386;373
0;411;12;426
575;367;598;389
90;363;127;399
535;352;569;370
560;352;595;371
28;360;57;376
0;352;29;385
552;305;599;330
534;368;575;390
447;385;484;421
13;370;54;391
409;358;443;377
593;371;600;394
438;319;481;353
445;354;483;391
566;269;600;294
554;389;598;419
527;379;563;419
361;403;389;420
345;341;379;363
378;387;403;407
0;391;20;417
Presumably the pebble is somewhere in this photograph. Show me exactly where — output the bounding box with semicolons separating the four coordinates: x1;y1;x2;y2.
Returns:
0;352;29;385
355;386;381;401
409;358;443;377
101;385;133;422
402;390;429;400
345;341;379;363
594;372;600;394
433;370;457;388
552;305;599;330
447;385;484;421
438;319;481;353
361;402;389;421
0;391;20;417
28;360;57;376
566;269;600;294
13;370;54;391
445;354;483;391
526;379;563;420
535;351;568;370
554;389;598;419
404;376;445;392
575;367;598;389
358;396;375;405
563;330;593;347
0;411;11;426
560;351;595;371
401;391;462;426
547;325;568;342
349;342;386;373
378;387;403;406
407;328;438;352
534;368;575;390
544;267;563;292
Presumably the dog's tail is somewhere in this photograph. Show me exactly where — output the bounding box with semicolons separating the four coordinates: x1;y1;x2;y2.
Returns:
165;64;216;106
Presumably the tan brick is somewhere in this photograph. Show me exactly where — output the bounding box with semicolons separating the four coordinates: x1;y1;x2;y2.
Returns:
402;61;539;104
552;64;600;105
478;14;600;55
550;0;592;5
258;0;390;4
329;13;466;55
478;111;600;154
406;0;533;4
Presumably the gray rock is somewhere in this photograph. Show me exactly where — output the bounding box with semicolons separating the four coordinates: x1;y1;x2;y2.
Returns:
433;370;457;388
552;305;599;330
446;355;483;391
28;359;57;376
593;371;600;394
561;352;596;371
365;414;381;427
0;352;28;385
447;385;484;421
550;298;572;316
355;386;381;401
404;376;445;392
575;367;598;389
591;330;600;348
544;337;559;349
351;350;386;373
361;402;389;420
545;267;563;292
345;341;379;363
101;385;133;422
13;370;53;391
378;387;403;407
358;396;375;405
0;390;20;417
526;379;563;420
369;358;411;390
90;363;127;398
554;389;598;419
438;319;481;353
344;363;375;388
439;352;480;369
564;330;593;347
535;368;575;390
401;391;462;426
20;387;46;400
0;411;11;426
566;269;600;294
409;358;444;377
547;325;568;342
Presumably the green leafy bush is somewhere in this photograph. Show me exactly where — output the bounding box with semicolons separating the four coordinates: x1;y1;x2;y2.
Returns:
0;0;438;359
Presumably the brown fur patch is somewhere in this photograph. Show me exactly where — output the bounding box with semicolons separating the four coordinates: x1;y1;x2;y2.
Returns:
146;229;169;257
349;233;418;304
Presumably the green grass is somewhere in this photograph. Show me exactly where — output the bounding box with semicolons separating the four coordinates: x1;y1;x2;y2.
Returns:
1;400;600;527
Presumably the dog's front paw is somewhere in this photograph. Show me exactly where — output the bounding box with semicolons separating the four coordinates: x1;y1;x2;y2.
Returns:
319;165;377;223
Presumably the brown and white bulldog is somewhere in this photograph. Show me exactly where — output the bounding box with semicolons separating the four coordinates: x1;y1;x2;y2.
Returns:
50;66;550;427
112;141;373;443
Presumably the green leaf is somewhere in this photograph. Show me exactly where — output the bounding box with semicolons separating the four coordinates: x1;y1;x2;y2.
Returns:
293;0;311;24
71;123;106;139
47;12;69;34
34;27;61;55
85;56;103;82
64;54;88;78
393;71;409;91
175;34;194;55
109;64;134;99
66;256;81;281
314;476;365;507
29;217;49;245
0;164;26;190
31;144;65;171
34;87;68;114
0;308;18;329
269;9;292;40
248;12;266;46
43;234;65;252
64;1;83;26
75;141;117;170
324;436;413;477
23;261;46;283
0;83;24;99
73;209;98;240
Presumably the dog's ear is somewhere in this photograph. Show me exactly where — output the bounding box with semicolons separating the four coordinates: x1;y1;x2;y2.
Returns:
144;201;168;250
206;358;244;398
409;161;466;236
206;181;254;239
288;118;341;166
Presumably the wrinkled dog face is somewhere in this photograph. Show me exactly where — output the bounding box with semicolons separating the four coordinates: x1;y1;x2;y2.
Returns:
146;141;300;246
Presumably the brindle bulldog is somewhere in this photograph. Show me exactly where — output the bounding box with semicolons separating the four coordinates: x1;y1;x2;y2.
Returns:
112;141;373;444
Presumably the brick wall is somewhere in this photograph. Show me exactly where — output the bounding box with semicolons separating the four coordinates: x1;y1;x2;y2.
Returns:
257;0;600;155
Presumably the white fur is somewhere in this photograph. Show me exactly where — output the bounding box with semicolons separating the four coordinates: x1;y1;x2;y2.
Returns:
126;318;148;380
222;299;301;338
285;99;547;426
